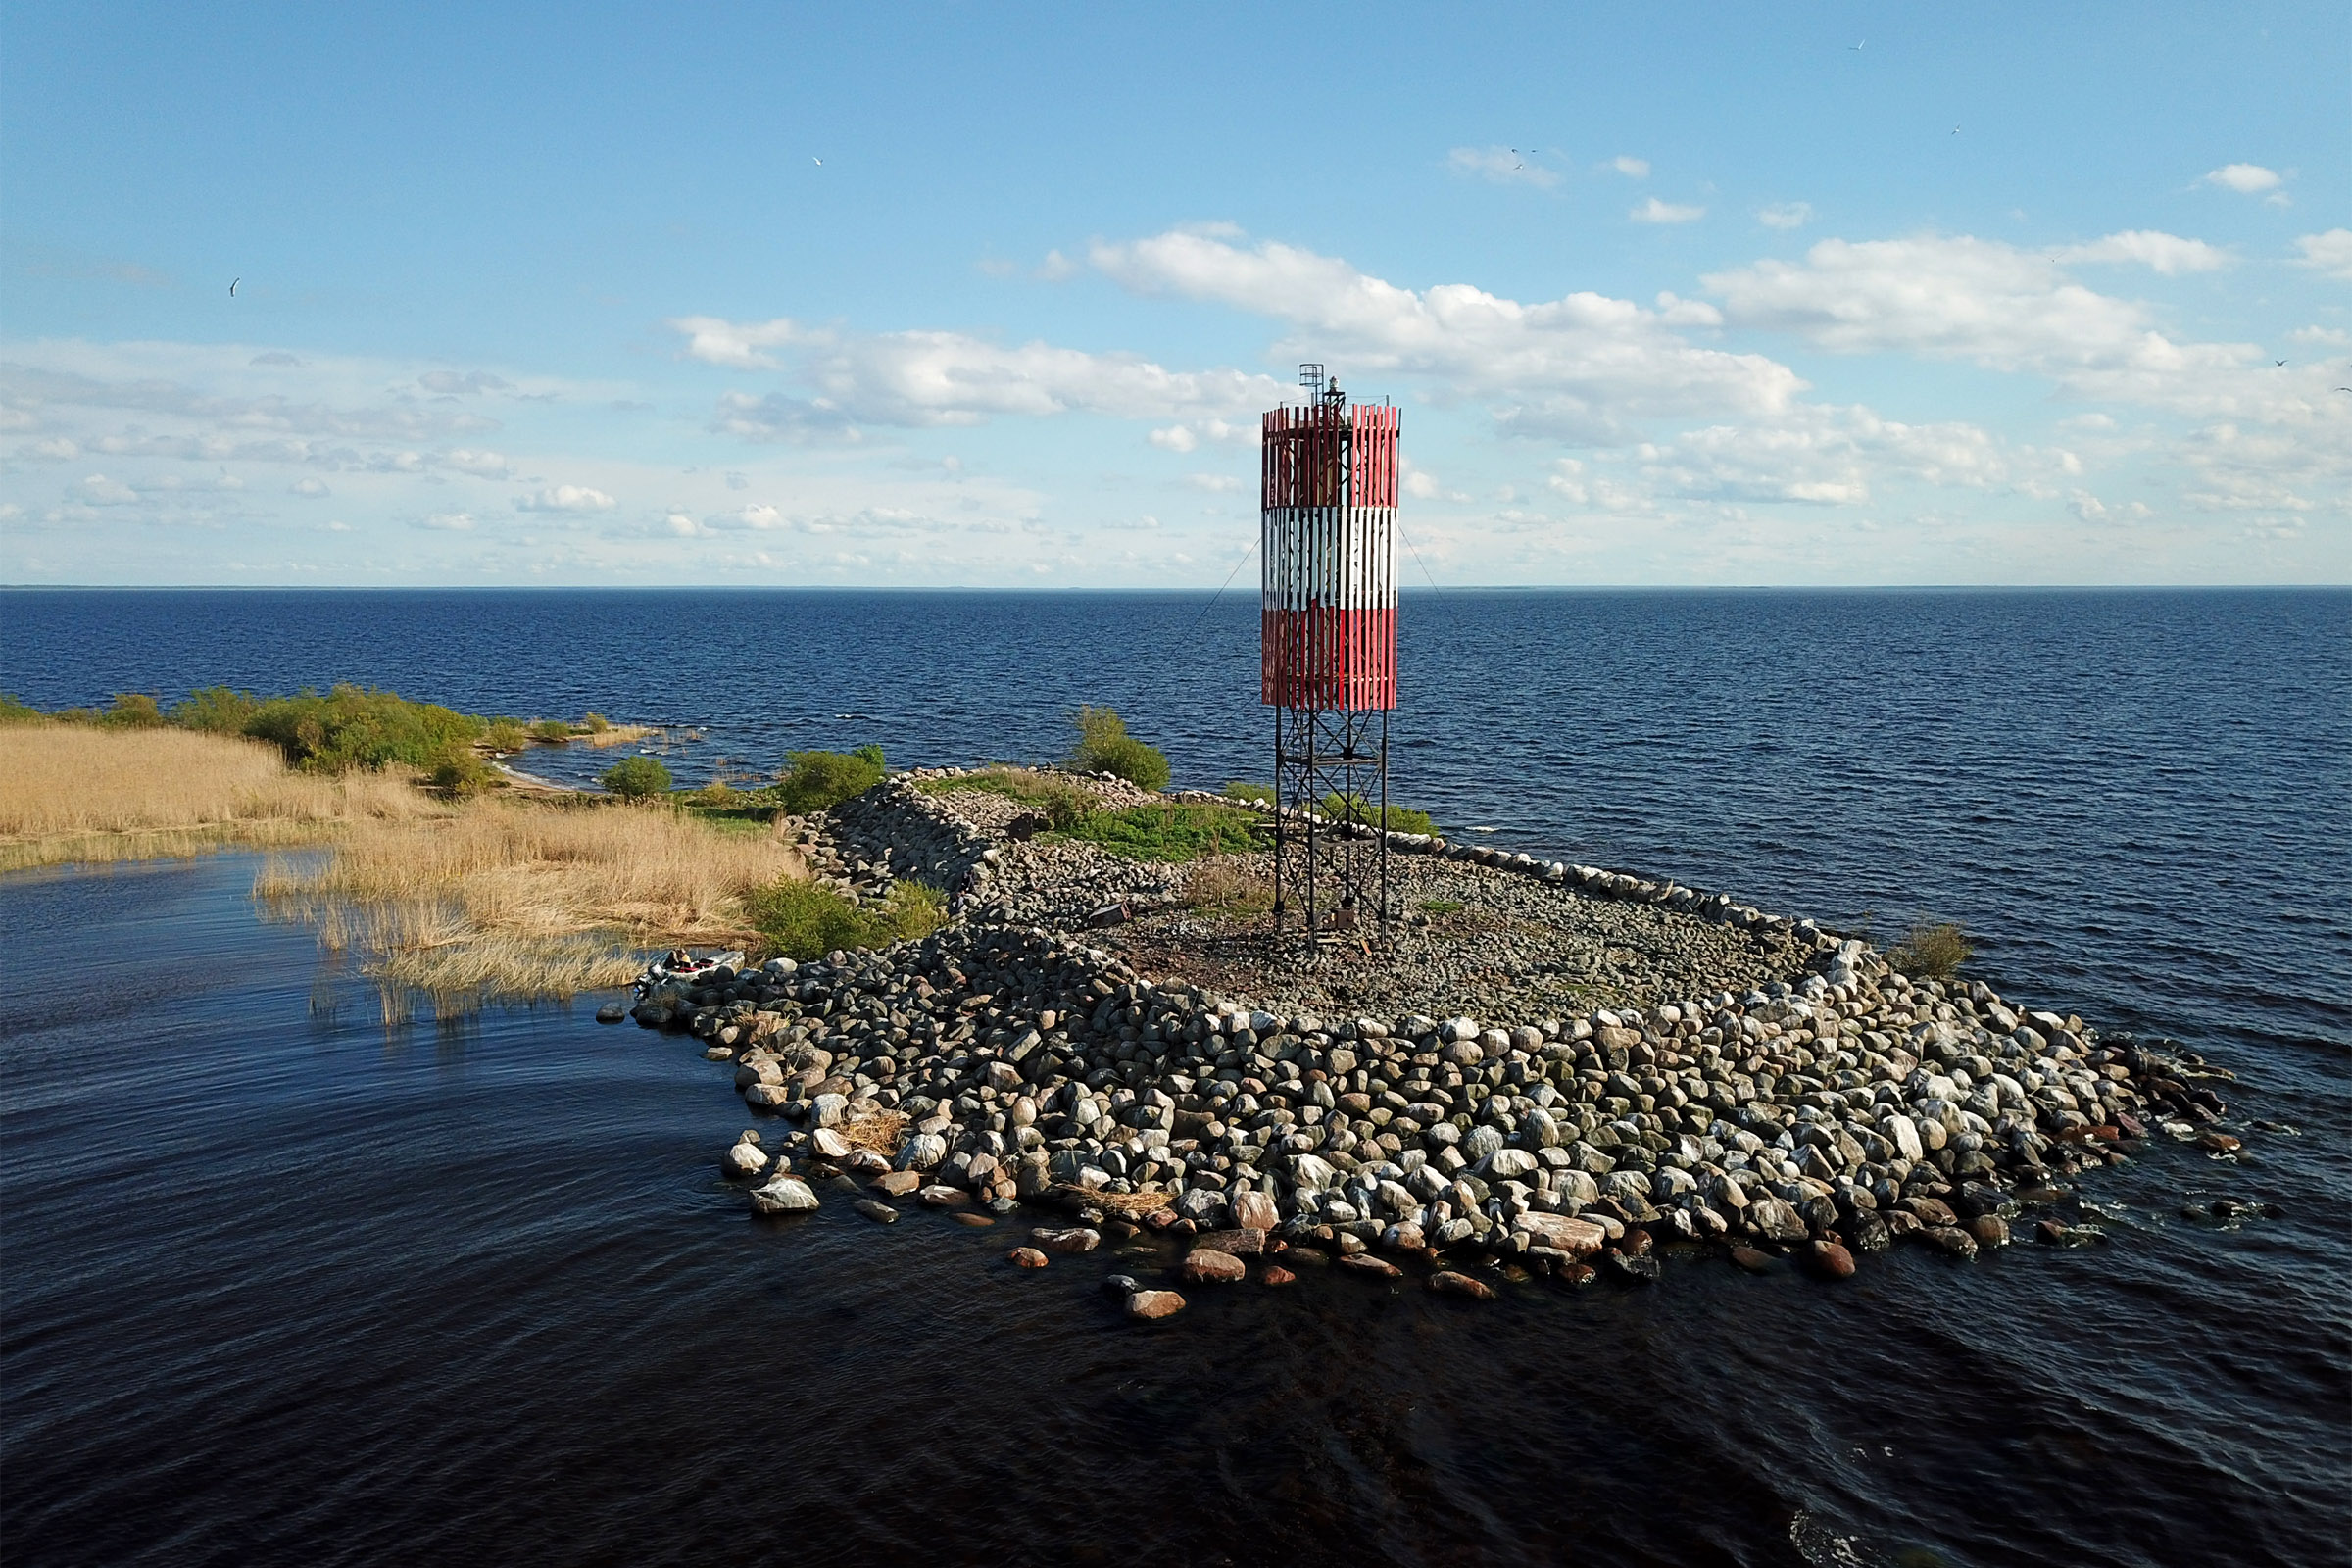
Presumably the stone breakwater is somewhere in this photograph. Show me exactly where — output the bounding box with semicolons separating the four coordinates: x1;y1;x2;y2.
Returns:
626;770;2237;1308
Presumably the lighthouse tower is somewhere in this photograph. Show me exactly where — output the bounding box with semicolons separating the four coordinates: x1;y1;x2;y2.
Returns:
1259;365;1399;937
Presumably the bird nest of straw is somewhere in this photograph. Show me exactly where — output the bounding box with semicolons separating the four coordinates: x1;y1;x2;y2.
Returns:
835;1106;909;1156
1054;1184;1173;1216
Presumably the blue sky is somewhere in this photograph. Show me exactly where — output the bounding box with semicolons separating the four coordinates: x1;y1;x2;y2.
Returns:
3;2;2345;586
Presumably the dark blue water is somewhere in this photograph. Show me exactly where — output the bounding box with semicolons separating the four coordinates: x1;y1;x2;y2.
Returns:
4;588;2348;1566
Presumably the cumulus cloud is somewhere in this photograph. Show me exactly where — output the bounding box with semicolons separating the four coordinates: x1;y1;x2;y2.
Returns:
2200;163;2281;194
1091;227;1800;439
1182;472;1243;493
671;317;804;369
679;316;1285;437
2293;229;2352;281
1448;146;1558;188
1611;156;1649;178
22;436;78;460
443;448;515;478
1633;404;2019;506
1148;417;1257;453
2051;230;2230;275
288;476;330;497
418;370;514;395
515;484;615;513
418;511;474;530
74;473;139;505
1631;197;1704;224
2068;490;2152;524
1704;234;2266;411
1757;202;1813;230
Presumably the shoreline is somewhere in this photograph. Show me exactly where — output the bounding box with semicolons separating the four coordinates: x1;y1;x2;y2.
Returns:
630;767;2239;1310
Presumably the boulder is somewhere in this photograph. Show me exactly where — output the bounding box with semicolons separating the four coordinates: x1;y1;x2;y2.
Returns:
1231;1190;1280;1231
1030;1226;1101;1254
1126;1289;1187;1320
723;1141;770;1179
1180;1249;1248;1284
1007;1247;1050;1268
1514;1211;1607;1257
1430;1270;1497;1300
749;1174;819;1215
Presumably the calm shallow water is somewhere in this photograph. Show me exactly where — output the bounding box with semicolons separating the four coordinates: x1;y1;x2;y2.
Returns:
3;588;2348;1566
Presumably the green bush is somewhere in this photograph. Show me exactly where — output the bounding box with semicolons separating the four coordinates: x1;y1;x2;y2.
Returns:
777;744;886;815
0;694;45;726
428;745;498;797
601;755;673;799
582;712;612;733
1221;780;1275;806
529;718;573;744
102;694;169;728
1318;792;1438;836
1888;920;1972;981
1052;802;1267;863
747;877;944;960
171;686;262;735
483;719;531;752
245;684;486;771
1066;706;1169;792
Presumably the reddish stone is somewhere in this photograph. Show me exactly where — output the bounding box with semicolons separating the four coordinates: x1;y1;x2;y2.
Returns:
1729;1246;1776;1273
1193;1227;1265;1256
952;1211;995;1227
1007;1247;1050;1268
1337;1253;1402;1279
1807;1241;1857;1279
1126;1289;1186;1320
1430;1270;1497;1300
1179;1249;1248;1284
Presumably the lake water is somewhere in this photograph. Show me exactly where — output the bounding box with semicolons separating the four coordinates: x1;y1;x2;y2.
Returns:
3;587;2347;1565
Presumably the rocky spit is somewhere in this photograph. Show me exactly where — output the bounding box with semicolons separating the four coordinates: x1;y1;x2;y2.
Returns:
615;768;2238;1317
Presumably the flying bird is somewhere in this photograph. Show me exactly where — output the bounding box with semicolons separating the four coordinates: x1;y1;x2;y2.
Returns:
1850;39;1864;50
2276;359;2287;367
811;156;822;167
228;277;239;296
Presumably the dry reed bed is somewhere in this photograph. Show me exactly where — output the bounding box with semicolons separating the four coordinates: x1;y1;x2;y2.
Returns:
257;799;807;1002
0;725;438;871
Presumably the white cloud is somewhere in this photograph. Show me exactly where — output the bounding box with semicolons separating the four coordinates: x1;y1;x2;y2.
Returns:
418;511;475;530
1704;234;2261;408
1631;197;1705;224
1149;417;1256;452
515;484;615;513
443;448;515;478
2200;163;2281;194
1182;472;1242;493
1448;146;1558;188
1611;156;1650;178
22;436;78;459
418;370;514;396
74;473;138;505
288;477;330;497
1758;202;1813;230
1634;403;2017;505
2068;490;2152;524
1092;227;1800;439
665;512;711;537
687;319;1284;439
670;316;803;369
2292;229;2352;281
1402;467;1441;500
2052;230;2230;275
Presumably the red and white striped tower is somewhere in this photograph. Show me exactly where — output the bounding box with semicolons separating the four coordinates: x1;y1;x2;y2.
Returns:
1261;365;1398;937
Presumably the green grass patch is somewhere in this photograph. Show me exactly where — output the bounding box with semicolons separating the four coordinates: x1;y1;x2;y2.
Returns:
747;877;945;959
1419;898;1464;916
1049;801;1269;863
1319;791;1438;835
1221;780;1275;806
0;693;49;726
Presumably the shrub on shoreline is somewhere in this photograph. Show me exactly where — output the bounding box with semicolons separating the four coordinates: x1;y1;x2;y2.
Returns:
601;755;673;799
529;718;573;744
1066;707;1170;792
1221;781;1274;806
1318;791;1438;836
778;745;886;815
245;685;487;771
1888;920;1972;981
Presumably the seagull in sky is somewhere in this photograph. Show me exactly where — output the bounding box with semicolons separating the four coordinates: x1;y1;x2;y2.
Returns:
228;277;239;296
1850;39;1864;50
811;156;822;167
2276;359;2287;367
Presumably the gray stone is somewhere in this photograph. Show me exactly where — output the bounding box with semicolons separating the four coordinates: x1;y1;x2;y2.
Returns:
749;1174;819;1215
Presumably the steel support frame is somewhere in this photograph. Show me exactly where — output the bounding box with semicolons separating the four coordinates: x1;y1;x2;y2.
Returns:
1271;705;1388;938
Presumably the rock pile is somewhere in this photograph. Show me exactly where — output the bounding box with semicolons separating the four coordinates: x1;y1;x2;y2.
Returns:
630;766;2234;1298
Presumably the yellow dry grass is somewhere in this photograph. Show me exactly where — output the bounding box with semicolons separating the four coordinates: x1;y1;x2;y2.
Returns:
835;1106;910;1157
0;724;439;872
576;723;658;749
257;798;807;1005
